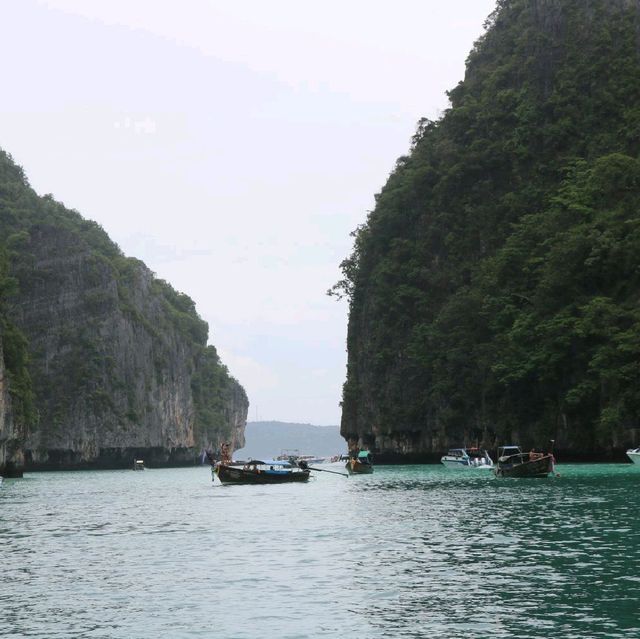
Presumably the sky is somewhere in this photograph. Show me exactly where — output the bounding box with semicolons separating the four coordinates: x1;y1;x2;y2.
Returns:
0;0;497;425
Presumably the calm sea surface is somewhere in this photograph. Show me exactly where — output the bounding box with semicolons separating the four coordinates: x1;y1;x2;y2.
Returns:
2;463;640;638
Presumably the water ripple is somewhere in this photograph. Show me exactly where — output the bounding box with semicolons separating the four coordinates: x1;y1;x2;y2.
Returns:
1;464;640;637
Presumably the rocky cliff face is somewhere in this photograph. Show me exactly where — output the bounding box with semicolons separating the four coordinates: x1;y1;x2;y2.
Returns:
339;0;640;461
0;337;25;476
0;151;248;470
13;225;247;470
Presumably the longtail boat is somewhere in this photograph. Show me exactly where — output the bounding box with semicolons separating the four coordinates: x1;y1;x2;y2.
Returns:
346;450;373;474
213;459;311;485
494;446;555;478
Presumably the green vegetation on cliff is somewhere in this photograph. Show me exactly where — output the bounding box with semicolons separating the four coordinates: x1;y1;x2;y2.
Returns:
336;0;640;456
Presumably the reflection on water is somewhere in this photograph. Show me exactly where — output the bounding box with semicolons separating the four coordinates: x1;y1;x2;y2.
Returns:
1;464;639;638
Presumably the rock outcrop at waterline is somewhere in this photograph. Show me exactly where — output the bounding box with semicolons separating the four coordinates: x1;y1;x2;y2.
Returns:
0;150;248;474
337;0;640;461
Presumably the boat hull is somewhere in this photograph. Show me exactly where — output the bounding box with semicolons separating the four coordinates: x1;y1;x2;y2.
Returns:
627;450;640;464
215;464;310;485
495;455;554;478
346;460;373;474
441;458;493;470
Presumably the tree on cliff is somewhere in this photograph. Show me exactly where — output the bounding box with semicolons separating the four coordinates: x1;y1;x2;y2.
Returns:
335;0;640;457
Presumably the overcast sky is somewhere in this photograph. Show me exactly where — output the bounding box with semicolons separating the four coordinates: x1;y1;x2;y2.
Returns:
1;0;497;425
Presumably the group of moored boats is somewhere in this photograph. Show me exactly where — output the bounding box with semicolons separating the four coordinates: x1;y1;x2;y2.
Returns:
441;445;556;478
441;444;640;477
207;443;640;485
211;450;373;485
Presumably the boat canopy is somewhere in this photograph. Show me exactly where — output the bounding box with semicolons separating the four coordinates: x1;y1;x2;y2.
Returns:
357;451;371;459
248;459;293;467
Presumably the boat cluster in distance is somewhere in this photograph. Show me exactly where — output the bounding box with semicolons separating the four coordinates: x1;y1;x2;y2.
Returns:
442;445;640;477
210;449;373;485
442;446;556;478
206;443;640;486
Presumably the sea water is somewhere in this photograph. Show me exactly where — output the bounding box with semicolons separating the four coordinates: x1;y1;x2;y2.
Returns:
1;464;639;638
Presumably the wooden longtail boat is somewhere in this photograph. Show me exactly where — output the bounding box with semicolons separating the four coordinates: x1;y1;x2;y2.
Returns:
214;460;311;485
346;450;373;474
494;446;555;478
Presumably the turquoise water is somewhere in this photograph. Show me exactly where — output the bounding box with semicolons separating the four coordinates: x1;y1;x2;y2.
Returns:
1;464;640;638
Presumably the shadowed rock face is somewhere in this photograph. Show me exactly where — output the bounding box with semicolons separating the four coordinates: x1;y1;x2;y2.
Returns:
0;338;25;477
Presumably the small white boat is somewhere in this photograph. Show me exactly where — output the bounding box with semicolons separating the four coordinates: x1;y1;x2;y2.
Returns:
626;448;640;464
275;451;325;465
441;448;494;470
132;459;145;471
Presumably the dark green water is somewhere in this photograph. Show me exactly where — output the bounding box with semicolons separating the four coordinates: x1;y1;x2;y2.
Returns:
1;464;639;638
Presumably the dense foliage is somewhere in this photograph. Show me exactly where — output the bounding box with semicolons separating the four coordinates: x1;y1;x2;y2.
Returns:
337;0;640;453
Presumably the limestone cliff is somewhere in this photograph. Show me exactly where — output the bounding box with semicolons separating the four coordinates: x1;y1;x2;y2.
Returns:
0;150;248;470
338;0;640;461
0;337;25;476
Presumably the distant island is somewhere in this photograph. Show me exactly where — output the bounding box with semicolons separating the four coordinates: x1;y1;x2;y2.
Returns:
234;421;346;460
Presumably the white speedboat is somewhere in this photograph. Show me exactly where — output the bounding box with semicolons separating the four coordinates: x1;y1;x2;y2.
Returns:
275;451;325;465
626;448;640;464
441;448;494;470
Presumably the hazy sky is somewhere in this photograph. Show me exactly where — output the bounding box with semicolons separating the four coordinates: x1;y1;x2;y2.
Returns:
1;0;497;425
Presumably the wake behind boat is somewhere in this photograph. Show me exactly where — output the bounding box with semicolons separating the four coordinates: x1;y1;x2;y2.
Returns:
441;448;494;470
